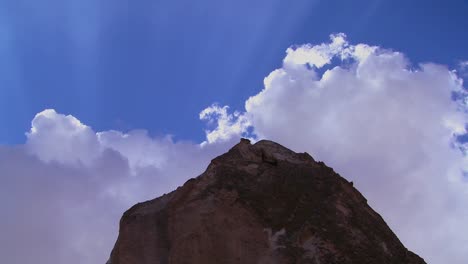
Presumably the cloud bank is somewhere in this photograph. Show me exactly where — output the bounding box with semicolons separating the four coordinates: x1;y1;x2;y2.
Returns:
1;109;236;264
203;34;468;264
1;34;467;264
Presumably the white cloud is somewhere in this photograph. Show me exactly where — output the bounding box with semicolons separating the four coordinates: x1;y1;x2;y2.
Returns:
283;33;348;68
282;33;379;70
199;104;251;144
1;110;236;264
206;34;468;264
26;109;231;174
26;109;101;165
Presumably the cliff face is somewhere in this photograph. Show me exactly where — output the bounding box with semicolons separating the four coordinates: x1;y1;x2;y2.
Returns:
107;139;425;264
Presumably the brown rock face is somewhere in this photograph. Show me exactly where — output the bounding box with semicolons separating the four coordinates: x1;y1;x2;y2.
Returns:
107;139;426;264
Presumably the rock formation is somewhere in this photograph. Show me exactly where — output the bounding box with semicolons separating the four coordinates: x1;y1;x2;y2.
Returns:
107;139;425;264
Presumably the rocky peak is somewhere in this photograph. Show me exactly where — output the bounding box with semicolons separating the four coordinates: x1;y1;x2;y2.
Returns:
107;139;425;264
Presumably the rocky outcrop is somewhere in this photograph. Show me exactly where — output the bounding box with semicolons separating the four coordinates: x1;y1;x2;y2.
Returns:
107;139;425;264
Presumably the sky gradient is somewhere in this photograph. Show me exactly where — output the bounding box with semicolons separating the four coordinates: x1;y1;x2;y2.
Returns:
1;1;468;264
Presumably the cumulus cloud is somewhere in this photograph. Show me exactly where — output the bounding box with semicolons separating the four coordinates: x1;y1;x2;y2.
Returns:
283;33;377;69
199;104;251;144
202;34;468;264
283;33;348;68
26;109;101;165
1;110;236;264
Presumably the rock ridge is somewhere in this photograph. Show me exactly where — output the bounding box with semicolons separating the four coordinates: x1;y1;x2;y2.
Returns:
107;138;426;264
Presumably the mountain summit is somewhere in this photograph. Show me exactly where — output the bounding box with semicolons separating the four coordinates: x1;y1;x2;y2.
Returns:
107;139;425;264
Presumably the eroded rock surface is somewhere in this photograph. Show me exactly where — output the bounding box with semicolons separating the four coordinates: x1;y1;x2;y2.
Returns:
107;139;425;264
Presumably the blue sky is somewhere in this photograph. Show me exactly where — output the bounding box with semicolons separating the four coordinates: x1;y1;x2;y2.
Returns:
1;0;467;144
1;1;468;264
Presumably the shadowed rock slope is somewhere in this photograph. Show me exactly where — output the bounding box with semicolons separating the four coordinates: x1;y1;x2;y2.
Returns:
107;139;425;264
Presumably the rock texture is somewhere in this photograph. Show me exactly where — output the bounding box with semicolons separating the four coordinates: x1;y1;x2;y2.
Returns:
107;139;426;264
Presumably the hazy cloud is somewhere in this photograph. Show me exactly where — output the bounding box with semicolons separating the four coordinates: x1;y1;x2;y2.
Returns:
1;110;235;264
459;60;468;78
